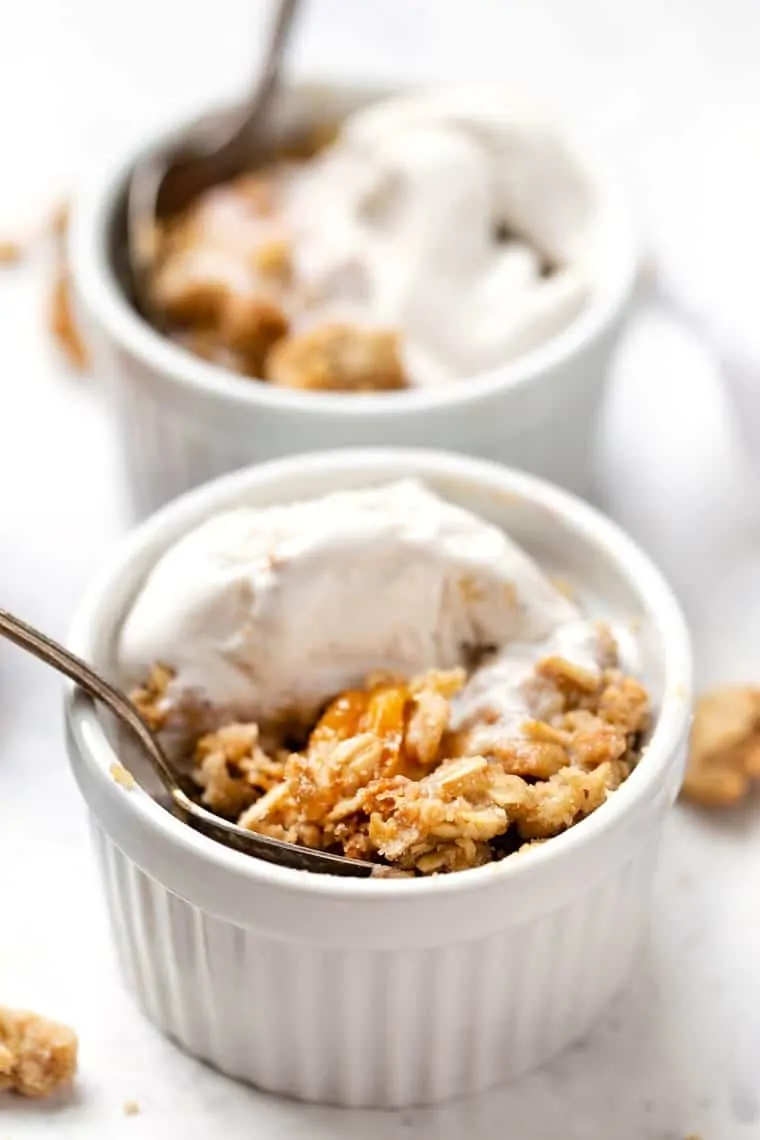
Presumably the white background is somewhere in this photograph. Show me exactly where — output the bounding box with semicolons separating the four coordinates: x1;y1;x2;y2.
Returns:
2;1;760;1137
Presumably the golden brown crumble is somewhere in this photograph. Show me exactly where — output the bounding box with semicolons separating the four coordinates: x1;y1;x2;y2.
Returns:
124;1099;141;1116
152;268;230;329
0;1008;78;1098
146;138;411;394
147;171;291;380
250;237;293;284
219;294;289;375
681;686;760;807
130;663;174;731
193;723;286;817
141;648;649;874
536;654;600;695
266;323;408;392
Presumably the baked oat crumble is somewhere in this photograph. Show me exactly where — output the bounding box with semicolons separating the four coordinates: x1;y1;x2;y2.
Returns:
147;138;410;393
124;1099;141;1116
681;686;760;807
265;323;407;392
130;663;174;731
132;646;650;874
0;1007;78;1098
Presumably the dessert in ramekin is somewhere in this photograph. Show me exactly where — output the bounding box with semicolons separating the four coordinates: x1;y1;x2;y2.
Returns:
70;83;638;515
66;449;690;1107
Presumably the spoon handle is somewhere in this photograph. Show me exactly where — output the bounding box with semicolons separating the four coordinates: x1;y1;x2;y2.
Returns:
209;0;303;167
249;0;302;114
0;608;179;796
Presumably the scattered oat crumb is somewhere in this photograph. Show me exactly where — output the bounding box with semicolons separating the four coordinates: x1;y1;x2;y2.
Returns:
681;686;760;807
48;201;70;240
49;263;89;371
0;198;88;371
44;199;89;372
124;1099;140;1116
110;762;136;790
0;1007;78;1098
0;240;25;265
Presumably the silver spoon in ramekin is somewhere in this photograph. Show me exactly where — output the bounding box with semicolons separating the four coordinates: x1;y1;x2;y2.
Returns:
0;608;373;877
127;0;302;321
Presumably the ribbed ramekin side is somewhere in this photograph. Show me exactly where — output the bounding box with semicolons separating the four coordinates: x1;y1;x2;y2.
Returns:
91;819;656;1108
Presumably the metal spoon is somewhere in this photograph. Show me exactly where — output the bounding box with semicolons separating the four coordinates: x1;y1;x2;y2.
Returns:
127;0;302;320
0;608;373;877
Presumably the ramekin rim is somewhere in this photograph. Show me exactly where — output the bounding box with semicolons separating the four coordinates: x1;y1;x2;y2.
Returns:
69;79;640;418
66;447;693;902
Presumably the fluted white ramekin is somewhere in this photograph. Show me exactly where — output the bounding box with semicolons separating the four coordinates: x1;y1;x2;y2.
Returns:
65;449;691;1108
69;83;639;517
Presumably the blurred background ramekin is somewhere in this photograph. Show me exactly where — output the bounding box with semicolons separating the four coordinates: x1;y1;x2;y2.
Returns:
70;82;639;518
65;448;691;1108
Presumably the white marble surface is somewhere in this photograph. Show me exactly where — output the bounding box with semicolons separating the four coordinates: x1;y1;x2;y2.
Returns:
2;2;760;1136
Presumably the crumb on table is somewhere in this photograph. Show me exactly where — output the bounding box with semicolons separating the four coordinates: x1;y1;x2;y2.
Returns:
0;240;25;265
49;264;89;371
0;199;88;370
681;686;760;807
124;1099;140;1116
0;1007;78;1098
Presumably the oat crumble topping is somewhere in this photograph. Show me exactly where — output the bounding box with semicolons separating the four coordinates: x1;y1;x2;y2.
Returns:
0;1008;78;1098
130;663;174;731
132;647;650;874
147;141;410;393
265;323;407;392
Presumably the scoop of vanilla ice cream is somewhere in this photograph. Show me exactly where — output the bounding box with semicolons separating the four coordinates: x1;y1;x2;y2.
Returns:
285;87;601;385
118;480;578;724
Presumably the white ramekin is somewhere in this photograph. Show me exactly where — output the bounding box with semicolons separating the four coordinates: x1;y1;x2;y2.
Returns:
70;83;639;517
65;448;691;1108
